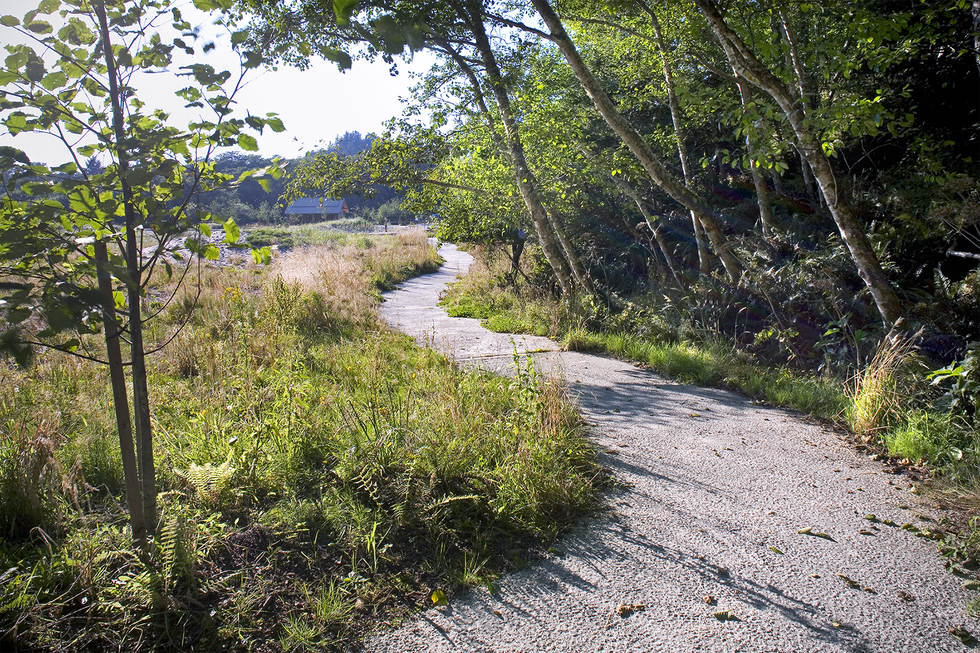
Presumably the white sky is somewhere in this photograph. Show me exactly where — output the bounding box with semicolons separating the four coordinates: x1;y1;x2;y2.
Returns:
0;0;433;164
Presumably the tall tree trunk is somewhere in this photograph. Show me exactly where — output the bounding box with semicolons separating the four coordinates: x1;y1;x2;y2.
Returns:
530;0;743;283
694;0;903;327
692;214;711;274
96;0;156;534
641;1;713;274
94;240;146;547
460;3;582;295
438;38;594;295
777;5;816;110
735;76;776;237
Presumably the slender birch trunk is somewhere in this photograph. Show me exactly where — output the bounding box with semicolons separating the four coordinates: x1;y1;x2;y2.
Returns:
735;76;776;237
94;240;146;547
694;0;903;326
96;0;157;536
530;0;743;282
461;2;584;295
642;1;713;274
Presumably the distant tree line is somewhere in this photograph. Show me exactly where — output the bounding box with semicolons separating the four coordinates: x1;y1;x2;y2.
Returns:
198;130;421;225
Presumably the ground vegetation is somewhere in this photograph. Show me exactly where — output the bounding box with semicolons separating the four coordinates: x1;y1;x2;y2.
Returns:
0;231;602;651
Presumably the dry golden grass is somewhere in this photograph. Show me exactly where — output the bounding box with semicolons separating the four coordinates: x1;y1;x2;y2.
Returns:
848;336;918;436
273;243;375;318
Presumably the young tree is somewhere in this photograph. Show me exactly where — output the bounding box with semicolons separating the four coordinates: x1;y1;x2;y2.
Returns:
0;0;281;546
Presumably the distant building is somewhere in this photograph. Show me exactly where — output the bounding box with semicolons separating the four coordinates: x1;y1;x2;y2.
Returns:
284;198;349;223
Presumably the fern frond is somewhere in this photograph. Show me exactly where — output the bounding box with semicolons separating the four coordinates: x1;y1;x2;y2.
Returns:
174;461;236;507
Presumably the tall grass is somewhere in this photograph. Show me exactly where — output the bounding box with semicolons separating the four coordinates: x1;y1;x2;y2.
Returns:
0;233;599;652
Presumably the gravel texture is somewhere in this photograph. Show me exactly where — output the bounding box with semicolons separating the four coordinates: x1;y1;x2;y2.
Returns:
371;243;975;652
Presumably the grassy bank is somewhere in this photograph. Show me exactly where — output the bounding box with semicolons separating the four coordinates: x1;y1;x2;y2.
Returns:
440;246;980;486
0;232;602;652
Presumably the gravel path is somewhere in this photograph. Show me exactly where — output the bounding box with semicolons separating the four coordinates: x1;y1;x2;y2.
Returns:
371;243;975;652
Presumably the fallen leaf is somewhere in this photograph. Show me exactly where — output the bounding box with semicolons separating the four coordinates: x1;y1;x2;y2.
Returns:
864;514;877;521
798;527;836;541
702;595;716;604
897;591;914;602
962;580;980;591
713;609;737;621
769;546;784;554
859;529;876;536
810;573;821;578
616;602;646;617
690;413;700;417
430;589;449;606
492;610;502;617
832;621;842;628
837;573;859;589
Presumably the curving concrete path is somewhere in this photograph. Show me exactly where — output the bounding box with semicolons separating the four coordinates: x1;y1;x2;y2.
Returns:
370;243;975;652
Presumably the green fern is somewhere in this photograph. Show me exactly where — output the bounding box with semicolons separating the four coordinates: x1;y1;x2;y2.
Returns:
175;461;236;507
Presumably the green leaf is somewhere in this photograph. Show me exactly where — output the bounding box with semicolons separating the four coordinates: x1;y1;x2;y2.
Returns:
203;244;220;261
192;0;233;10
0;15;20;27
222;217;240;244
26;21;53;34
265;115;285;132
4;114;28;136
242;51;262;69
333;0;358;25
322;48;352;71
0;146;31;165
40;71;67;91
237;133;258;151
231;30;248;46
251;246;271;265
